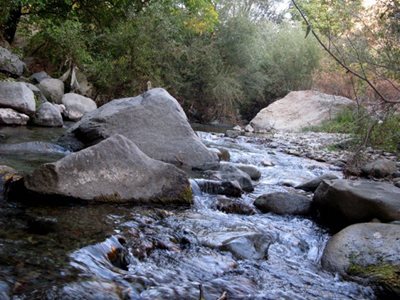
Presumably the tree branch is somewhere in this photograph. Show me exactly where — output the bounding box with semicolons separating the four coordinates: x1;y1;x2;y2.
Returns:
291;0;399;104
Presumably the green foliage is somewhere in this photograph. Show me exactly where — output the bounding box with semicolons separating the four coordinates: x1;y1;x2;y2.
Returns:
305;107;400;152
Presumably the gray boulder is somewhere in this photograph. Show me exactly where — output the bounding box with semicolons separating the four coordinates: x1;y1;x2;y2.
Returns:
0;46;25;76
0;82;35;115
30;71;50;83
194;179;243;197
250;90;355;132
295;173;339;192
37;78;64;104
206;163;254;192
214;196;256;215
254;192;312;215
24;134;192;204
0;108;29;125
24;82;47;103
59;88;218;170
235;163;261;180
322;223;400;297
33;102;63;127
361;158;397;178
62;92;97;121
314;179;400;229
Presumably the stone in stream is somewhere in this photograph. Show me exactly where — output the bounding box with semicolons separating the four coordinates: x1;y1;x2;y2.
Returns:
0;108;29;125
0;165;19;199
361;158;397;178
205;162;254;192
201;231;275;260
250;90;355;132
0;82;36;115
234;163;261;180
20;134;192;204
194;179;243;197
295;173;339;192
58;88;218;170
213;196;256;215
321;223;400;298
313;179;400;230
254;192;312;216
37;78;64;104
33;102;63;127
61;92;97;121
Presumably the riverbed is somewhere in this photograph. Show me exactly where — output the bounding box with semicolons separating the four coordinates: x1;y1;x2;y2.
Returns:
0;126;375;299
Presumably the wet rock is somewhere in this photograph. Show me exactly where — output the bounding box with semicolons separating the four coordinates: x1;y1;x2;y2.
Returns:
30;71;50;84
0;108;29;125
261;159;275;167
322;223;400;298
0;46;25;76
295;173;339;192
26;216;57;235
234;163;261;180
37;78;64;104
313;179;400;230
59;281;129;300
0;281;9;300
62;92;97;121
225;130;240;138
219;233;273;260
254;192;312;216
361;158;397;178
107;246;130;270
194;179;242;197
22;134;192;204
59;88;218;170
206;163;254;192
394;178;400;188
250;90;355;132
0;165;18;199
244;124;254;133
0;82;35;115
33;102;63;127
0;141;69;155
217;148;230;161
214;196;256;215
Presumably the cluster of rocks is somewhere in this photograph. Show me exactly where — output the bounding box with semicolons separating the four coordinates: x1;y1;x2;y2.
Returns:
0;46;97;127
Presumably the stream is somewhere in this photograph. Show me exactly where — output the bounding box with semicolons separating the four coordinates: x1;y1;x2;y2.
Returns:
0;126;375;299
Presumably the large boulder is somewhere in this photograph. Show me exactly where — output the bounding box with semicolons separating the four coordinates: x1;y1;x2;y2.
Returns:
33;102;63;127
313;179;400;229
0;47;25;76
58;88;218;170
37;78;64;104
250;90;355;132
295;173;339;192
0;108;29;125
62;92;97;120
254;192;312;215
322;223;400;297
22;134;192;204
361;158;397;178
0;82;35;115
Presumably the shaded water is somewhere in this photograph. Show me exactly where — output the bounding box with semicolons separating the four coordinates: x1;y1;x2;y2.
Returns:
0;128;375;299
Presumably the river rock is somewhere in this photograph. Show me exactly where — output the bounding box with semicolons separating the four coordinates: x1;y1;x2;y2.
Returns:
23;134;192;204
58;88;218;170
235;163;261;180
194;179;243;197
62;93;97;121
33;102;63;127
295;173;339;192
321;223;400;297
0;46;25;76
30;71;50;84
254;192;312;215
0;82;35;115
225;130;240;138
313;179;400;229
37;78;64;104
206;163;254;192
0;108;29;125
214;196;256;215
0;165;18;198
361;158;397;178
250;90;355;132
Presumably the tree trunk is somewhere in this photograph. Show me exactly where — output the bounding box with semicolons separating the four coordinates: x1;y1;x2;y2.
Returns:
3;4;22;43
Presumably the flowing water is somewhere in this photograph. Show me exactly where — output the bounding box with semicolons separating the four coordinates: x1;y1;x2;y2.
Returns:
0;127;375;299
